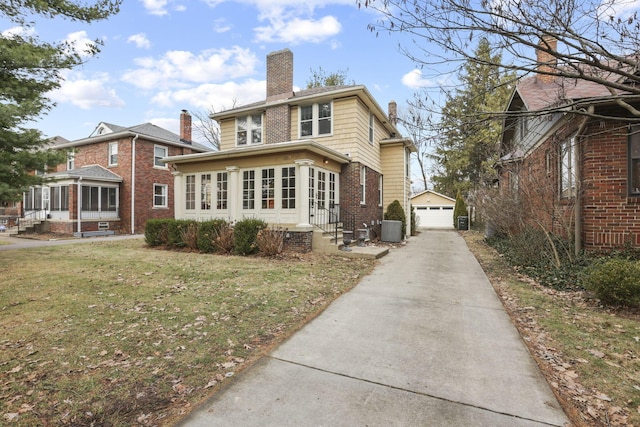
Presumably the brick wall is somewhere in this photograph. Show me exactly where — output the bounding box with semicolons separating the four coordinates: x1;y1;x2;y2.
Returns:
340;162;383;240
265;104;291;144
500;114;640;252
283;230;312;253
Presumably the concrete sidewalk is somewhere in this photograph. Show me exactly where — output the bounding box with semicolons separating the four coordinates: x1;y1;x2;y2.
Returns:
178;230;569;427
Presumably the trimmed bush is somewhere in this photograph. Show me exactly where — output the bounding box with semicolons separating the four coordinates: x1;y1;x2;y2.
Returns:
582;258;640;307
410;205;417;236
197;219;229;253
233;218;267;255
144;219;171;246
384;200;406;237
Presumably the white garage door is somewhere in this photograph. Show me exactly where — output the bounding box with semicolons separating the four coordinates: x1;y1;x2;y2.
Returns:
415;206;454;229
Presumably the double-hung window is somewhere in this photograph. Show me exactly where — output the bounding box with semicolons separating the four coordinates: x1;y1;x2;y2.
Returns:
237;114;263;146
67;151;75;170
154;145;168;168
154;184;168;208
629;127;640;195
560;135;577;198
201;174;212;210
108;142;118;166
300;102;332;137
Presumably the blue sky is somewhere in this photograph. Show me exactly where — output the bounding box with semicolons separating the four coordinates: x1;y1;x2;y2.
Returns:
5;0;439;144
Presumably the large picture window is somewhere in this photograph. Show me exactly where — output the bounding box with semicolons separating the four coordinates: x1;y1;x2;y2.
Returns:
300;102;332;137
629;127;640;195
237;114;263;146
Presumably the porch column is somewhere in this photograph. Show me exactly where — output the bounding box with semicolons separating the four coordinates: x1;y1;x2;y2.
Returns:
172;171;184;219
296;159;314;229
226;166;239;222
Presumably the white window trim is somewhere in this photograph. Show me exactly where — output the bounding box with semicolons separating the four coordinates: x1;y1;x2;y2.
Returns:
369;112;375;144
108;142;118;166
378;175;383;207
154;145;168;169
67;151;75;170
360;166;366;205
299;102;333;138
153;183;168;208
560;135;577;199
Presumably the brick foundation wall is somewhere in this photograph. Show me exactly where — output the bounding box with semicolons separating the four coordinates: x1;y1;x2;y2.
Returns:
283;230;312;253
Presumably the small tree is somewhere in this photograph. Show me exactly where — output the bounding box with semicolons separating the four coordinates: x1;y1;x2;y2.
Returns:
453;190;468;228
384;200;407;237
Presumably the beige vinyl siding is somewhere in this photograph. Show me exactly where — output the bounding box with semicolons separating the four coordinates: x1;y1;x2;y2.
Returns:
218;118;237;151
380;143;406;212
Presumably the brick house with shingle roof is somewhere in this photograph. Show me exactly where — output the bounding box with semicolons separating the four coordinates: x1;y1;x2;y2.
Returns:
497;39;640;252
21;112;211;236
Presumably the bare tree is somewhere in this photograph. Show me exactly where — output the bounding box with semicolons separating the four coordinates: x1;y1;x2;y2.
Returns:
191;109;220;151
359;0;640;121
397;99;437;192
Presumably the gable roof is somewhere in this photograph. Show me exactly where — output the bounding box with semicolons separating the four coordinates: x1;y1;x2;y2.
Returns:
211;84;402;137
53;121;211;153
411;189;455;203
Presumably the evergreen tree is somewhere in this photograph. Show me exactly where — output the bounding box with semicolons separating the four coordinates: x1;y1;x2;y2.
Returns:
0;1;121;201
432;39;514;198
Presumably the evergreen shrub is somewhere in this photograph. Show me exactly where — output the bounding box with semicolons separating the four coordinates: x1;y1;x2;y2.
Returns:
582;258;640;307
233;218;267;255
384;200;406;237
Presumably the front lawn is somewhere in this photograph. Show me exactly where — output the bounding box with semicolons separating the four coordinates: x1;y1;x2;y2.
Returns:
0;239;375;426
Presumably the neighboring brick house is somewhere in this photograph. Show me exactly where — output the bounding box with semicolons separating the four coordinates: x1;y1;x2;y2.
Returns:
23;111;210;235
165;49;416;252
497;38;640;252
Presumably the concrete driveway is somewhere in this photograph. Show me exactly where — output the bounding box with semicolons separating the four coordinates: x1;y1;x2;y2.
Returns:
178;230;569;427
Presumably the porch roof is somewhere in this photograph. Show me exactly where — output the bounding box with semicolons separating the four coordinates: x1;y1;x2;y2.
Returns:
163;139;352;165
45;165;123;183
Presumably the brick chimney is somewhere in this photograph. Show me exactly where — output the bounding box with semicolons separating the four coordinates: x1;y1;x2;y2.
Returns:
264;49;293;144
180;109;192;143
266;49;294;101
388;100;398;126
536;35;558;83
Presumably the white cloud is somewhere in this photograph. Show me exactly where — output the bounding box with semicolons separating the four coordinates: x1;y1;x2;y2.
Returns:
213;18;232;33
127;33;151;49
122;46;259;90
401;69;435;89
598;0;640;18
151;79;265;110
1;26;36;39
141;0;170;15
254;15;342;44
50;72;125;109
65;31;99;59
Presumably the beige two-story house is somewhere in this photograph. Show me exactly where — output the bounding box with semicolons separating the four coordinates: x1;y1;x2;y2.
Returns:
165;49;416;252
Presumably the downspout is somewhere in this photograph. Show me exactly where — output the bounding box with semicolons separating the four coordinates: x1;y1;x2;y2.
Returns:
574;106;594;257
131;134;139;234
77;177;82;235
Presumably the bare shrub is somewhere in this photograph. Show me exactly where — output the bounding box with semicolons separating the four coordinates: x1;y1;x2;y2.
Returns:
256;227;286;256
179;222;199;250
211;222;234;254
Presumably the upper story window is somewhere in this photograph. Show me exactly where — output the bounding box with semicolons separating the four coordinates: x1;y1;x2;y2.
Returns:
629;127;640;196
237;114;263;146
369;112;374;144
154;145;168;168
67;151;75;170
108;142;118;166
560;135;577;198
300;102;332;138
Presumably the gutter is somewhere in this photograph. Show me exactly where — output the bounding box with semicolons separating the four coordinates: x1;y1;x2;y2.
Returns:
131;134;139;234
574;105;594;257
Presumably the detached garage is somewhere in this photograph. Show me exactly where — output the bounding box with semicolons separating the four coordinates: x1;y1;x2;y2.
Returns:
411;190;455;229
